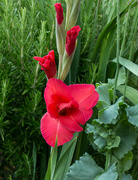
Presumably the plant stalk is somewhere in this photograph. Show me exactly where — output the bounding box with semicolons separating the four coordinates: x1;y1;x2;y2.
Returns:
113;0;120;103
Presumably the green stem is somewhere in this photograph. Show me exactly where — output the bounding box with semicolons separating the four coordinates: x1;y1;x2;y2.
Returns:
113;0;120;103
120;8;130;56
105;151;112;171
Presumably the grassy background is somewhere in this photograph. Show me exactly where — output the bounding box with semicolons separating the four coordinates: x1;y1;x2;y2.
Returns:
0;0;137;179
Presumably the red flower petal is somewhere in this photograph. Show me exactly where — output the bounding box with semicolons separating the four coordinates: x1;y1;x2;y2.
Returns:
33;56;44;63
68;84;99;110
59;110;83;131
41;113;73;147
79;108;93;123
44;78;73;108
33;50;56;79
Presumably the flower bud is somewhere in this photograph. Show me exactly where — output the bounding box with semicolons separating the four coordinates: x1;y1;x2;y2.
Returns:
65;25;81;57
58;26;81;81
54;3;65;58
54;3;64;25
33;50;57;79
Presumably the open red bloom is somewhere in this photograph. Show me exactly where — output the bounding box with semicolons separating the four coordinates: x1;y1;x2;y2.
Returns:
33;50;56;79
54;3;64;25
40;78;99;147
65;25;81;56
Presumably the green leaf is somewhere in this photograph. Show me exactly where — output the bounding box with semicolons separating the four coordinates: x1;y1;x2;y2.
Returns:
111;151;133;173
111;57;138;76
120;173;132;180
117;67;126;86
126;104;138;127
98;97;123;124
96;126;120;150
108;66;126;87
94;136;107;150
45;142;58;180
96;84;111;109
117;85;138;105
53;135;77;180
65;153;104;180
113;122;137;159
107;136;120;150
95;163;118;180
121;151;133;172
98;29;116;82
85;123;107;151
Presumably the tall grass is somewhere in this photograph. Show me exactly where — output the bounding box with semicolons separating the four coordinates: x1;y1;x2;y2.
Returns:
0;0;137;179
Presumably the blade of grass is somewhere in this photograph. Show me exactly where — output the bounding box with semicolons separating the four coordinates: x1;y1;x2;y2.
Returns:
112;57;138;76
98;29;116;82
117;85;138;105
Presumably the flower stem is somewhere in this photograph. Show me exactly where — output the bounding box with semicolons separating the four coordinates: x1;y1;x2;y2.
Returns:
113;0;120;103
105;151;112;171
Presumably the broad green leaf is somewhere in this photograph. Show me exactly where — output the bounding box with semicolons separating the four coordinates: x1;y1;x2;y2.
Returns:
107;136;120;150
85;123;107;151
97;126;120;150
65;153;104;180
126;104;138;127
96;84;110;109
117;85;138;105
95;163;118;180
53;135;77;180
86;122;120;151
113;122;137;159
111;151;133;173
94;136;107;150
112;57;138;76
98;97;123;124
121;151;133;172
120;173;132;180
117;67;126;86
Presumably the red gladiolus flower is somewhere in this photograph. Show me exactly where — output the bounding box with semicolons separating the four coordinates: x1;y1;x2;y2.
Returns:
54;3;64;25
33;50;56;79
65;25;81;57
40;78;99;147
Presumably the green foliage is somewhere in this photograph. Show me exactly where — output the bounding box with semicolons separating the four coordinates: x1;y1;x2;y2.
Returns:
121;173;132;180
53;135;78;180
126;105;138;127
96;163;118;180
117;85;138;105
0;0;56;178
85;78;138;178
65;153;119;180
65;153;104;180
0;0;137;179
112;57;138;76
